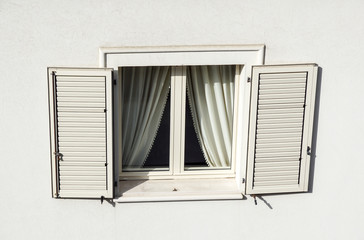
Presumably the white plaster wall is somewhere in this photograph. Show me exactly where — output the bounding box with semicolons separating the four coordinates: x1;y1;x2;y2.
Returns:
1;0;363;239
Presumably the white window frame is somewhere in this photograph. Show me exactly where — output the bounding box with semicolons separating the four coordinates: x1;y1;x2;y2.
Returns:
118;65;241;179
99;45;265;197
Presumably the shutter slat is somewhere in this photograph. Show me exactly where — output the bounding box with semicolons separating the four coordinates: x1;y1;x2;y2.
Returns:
57;82;105;87
255;146;301;153
257;123;303;129
58;127;105;133
60;152;106;157
57;97;105;103
59;161;106;166
57;102;105;108
255;161;300;167
56;77;105;82
256;137;302;144
258;108;303;114
60;175;106;181
59;142;106;147
257;128;303;134
61;181;106;186
255;156;299;163
260;88;306;95
56;87;105;92
258;103;304;110
57;92;105;97
255;174;299;181
259;93;306;99
260;73;307;79
60;166;106;171
60;185;107;190
59;137;105;142
58;117;106;123
58;112;105;117
255;152;300;158
256;142;301;148
254;166;300;172
61;157;106;162
57;107;105;113
258;118;303;124
259;98;305;105
58;122;105;128
246;64;317;194
259;83;306;90
256;132;302;139
59;147;106;152
259;79;306;84
254;180;298;187
258;113;303;120
59;170;106;176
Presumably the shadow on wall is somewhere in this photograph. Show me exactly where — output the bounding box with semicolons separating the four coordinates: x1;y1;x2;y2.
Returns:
308;66;323;193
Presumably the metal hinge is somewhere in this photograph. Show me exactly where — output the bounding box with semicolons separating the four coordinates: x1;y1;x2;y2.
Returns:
113;79;117;85
54;152;63;161
307;146;311;155
247;77;251;83
242;178;245;184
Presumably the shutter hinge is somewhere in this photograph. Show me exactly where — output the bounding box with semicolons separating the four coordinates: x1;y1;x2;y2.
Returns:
242;178;245;184
113;79;117;85
104;109;106;113
307;146;311;155
54;152;63;161
114;181;118;187
101;196;104;204
247;77;251;83
51;71;56;76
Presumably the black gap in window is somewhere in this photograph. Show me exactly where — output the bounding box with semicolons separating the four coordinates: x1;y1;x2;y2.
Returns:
143;90;171;168
184;92;208;167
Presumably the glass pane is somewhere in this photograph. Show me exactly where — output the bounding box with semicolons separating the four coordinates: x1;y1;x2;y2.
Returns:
121;66;171;171
185;65;235;169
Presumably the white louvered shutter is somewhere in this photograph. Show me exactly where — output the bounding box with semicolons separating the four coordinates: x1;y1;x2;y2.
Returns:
246;64;318;194
48;68;114;198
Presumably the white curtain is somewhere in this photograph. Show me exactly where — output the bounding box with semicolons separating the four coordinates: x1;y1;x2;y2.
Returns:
187;65;235;167
122;66;170;168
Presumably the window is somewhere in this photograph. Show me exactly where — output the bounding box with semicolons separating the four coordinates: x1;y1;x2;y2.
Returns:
48;45;318;201
119;65;238;178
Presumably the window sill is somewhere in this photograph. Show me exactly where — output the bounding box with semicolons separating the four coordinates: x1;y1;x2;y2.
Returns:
115;178;243;203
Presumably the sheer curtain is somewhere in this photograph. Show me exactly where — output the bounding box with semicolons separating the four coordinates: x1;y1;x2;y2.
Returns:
122;66;170;168
187;65;235;167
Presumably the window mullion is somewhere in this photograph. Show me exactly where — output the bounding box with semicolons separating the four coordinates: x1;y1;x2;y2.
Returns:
170;66;186;175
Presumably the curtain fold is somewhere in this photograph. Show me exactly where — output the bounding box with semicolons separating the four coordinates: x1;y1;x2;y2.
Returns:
187;65;235;167
122;66;170;168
